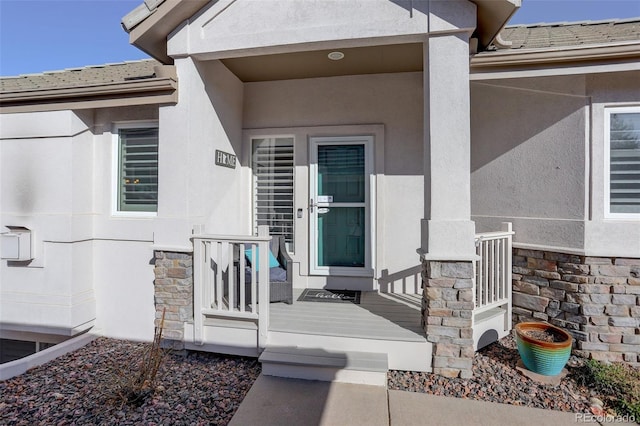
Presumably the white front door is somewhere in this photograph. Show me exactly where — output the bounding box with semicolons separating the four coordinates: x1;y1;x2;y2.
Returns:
309;136;374;276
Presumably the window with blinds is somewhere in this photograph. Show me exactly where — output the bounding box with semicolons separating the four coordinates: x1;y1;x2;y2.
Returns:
252;137;295;251
607;109;640;216
118;127;159;212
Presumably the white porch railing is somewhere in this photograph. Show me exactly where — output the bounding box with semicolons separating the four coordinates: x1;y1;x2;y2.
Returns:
191;227;271;349
474;222;514;323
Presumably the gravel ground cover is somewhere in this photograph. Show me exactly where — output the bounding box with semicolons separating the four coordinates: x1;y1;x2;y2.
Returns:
1;334;610;425
389;334;592;413
0;338;261;425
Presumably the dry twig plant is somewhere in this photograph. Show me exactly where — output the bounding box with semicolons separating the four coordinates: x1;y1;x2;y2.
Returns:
102;308;167;407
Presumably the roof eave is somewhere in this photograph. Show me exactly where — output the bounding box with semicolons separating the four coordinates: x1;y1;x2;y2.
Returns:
124;0;210;64
0;75;178;114
470;0;521;50
471;41;640;68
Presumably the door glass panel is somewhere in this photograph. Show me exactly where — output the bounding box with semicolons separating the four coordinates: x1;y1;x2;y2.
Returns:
318;207;365;267
318;145;364;203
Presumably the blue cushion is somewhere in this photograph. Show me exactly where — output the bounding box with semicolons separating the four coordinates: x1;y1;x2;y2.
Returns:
244;246;280;271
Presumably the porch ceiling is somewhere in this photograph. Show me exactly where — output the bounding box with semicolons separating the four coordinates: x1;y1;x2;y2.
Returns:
220;43;423;82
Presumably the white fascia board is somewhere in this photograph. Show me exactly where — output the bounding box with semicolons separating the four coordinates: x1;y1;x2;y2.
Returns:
470;41;640;80
470;61;640;81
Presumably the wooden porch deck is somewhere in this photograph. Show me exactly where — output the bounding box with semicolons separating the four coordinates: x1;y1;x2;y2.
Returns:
269;289;426;342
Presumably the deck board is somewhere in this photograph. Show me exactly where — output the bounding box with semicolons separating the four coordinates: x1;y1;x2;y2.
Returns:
269;290;426;342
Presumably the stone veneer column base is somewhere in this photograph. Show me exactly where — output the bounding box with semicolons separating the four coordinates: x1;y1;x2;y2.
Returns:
512;248;639;366
421;259;475;378
153;251;194;350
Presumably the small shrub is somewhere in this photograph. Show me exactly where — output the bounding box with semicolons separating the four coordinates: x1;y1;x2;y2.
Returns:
576;359;640;419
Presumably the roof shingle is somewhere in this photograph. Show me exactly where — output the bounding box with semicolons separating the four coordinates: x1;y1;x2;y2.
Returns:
0;60;160;93
499;18;640;50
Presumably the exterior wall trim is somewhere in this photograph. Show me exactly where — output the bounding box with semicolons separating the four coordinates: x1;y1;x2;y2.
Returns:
418;250;479;262
513;242;587;257
150;244;193;253
513;241;640;260
0;320;95;337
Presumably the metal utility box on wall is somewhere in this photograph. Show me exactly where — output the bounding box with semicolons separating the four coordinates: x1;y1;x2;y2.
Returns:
1;227;32;261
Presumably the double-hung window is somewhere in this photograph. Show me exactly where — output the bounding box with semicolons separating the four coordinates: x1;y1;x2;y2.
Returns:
252;137;295;251
605;107;640;218
113;125;159;215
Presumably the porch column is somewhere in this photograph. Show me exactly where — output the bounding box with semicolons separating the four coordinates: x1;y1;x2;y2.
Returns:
421;33;476;379
421;33;476;259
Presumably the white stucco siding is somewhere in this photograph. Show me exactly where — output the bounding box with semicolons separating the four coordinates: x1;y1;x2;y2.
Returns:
0;111;95;247
92;240;155;341
243;72;424;280
0;242;94;334
2;136;74;214
170;0;433;59
585;71;640;257
0;111;97;335
427;0;476;34
1;106;160;340
470;76;589;251
154;58;245;248
0;110;89;140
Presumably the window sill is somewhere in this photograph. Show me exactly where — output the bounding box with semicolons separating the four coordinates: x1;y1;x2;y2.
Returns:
111;211;157;219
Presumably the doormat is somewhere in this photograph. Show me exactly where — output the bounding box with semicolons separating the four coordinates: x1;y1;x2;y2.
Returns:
298;289;361;304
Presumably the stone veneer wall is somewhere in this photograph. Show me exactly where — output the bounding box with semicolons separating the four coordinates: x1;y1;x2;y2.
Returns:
153;251;194;349
512;248;640;366
421;260;475;378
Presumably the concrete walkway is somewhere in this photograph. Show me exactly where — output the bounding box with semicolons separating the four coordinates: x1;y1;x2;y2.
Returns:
229;375;585;426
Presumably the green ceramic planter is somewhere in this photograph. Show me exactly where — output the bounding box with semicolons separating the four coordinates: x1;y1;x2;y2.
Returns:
515;322;572;376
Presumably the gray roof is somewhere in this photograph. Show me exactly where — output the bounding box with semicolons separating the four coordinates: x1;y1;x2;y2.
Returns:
1;18;639;94
1;60;160;93
499;18;640;50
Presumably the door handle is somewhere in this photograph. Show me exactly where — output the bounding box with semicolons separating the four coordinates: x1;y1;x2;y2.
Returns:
309;198;316;213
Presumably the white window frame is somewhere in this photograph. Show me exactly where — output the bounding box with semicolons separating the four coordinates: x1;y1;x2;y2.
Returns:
250;135;296;252
604;106;640;220
111;121;159;217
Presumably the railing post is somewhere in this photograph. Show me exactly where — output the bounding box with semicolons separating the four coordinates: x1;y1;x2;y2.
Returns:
216;242;223;311
475;239;481;310
228;242;235;311
502;222;513;331
257;225;270;349
239;243;246;313
193;238;204;345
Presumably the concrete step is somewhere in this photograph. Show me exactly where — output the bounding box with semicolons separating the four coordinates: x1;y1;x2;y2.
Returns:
259;346;388;386
267;330;432;372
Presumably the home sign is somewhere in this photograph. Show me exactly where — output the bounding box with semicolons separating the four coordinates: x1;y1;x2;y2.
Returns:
215;150;237;169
